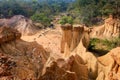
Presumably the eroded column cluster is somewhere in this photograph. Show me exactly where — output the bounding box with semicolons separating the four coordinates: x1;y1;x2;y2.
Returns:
61;24;90;57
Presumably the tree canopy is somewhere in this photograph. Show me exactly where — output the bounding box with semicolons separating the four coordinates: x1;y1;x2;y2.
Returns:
0;0;119;26
0;0;71;18
73;0;120;25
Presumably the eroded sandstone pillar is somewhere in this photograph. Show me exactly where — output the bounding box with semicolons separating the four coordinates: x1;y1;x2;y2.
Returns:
70;26;84;51
61;24;73;55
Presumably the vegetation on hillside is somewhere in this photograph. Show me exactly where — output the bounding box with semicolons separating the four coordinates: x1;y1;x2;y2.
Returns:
0;0;70;18
31;13;51;27
0;0;72;27
0;0;119;26
88;38;120;56
72;0;120;25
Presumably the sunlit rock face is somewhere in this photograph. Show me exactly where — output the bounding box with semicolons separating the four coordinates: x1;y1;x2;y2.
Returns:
60;23;120;80
0;27;49;80
97;47;120;80
37;24;89;80
60;24;98;79
90;15;120;39
0;15;39;35
60;24;90;56
41;55;88;80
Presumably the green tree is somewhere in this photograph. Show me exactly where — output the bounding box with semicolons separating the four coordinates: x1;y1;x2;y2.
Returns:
73;0;120;25
31;13;51;27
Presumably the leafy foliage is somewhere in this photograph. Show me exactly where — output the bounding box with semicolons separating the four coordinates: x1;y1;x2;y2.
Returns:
59;16;73;25
0;0;119;27
0;0;70;18
73;0;120;25
88;38;120;55
0;0;73;27
31;13;51;27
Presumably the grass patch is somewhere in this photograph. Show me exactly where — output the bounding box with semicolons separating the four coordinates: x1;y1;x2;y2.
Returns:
88;38;120;56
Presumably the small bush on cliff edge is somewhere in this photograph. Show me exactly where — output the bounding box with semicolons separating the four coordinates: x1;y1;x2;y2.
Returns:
59;16;73;25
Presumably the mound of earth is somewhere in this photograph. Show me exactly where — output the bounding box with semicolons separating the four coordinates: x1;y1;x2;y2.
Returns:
0;27;49;80
0;15;39;35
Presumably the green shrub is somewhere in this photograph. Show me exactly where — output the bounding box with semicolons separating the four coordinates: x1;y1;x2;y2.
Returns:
31;13;51;27
59;16;73;25
88;38;120;56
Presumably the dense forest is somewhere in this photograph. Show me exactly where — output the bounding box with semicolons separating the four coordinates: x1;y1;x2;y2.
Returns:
0;0;72;17
0;0;120;26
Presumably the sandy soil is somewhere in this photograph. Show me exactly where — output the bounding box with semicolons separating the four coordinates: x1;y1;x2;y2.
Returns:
21;25;62;55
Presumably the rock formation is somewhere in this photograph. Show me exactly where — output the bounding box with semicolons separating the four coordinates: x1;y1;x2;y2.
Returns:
33;24;89;80
0;26;89;80
60;24;98;79
0;53;16;80
0;27;21;43
61;24;90;56
97;47;120;80
0;26;49;80
0;19;120;80
61;24;73;56
41;55;88;80
90;15;120;39
0;15;39;35
41;21;120;80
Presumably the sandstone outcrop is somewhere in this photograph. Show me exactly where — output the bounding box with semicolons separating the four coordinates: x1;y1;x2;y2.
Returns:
61;24;90;56
0;27;49;80
0;15;39;35
60;24;98;79
1;21;120;80
97;47;120;80
31;24;89;80
0;26;21;43
41;19;120;80
41;55;88;80
90;15;120;39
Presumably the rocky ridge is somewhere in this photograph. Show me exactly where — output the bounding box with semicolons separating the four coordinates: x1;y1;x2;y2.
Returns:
90;15;120;39
0;26;49;80
0;15;39;35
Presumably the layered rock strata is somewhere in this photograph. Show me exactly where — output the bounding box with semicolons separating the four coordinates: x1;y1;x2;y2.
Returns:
90;15;120;39
60;24;97;79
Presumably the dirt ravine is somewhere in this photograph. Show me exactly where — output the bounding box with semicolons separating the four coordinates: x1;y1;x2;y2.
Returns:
21;24;62;55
